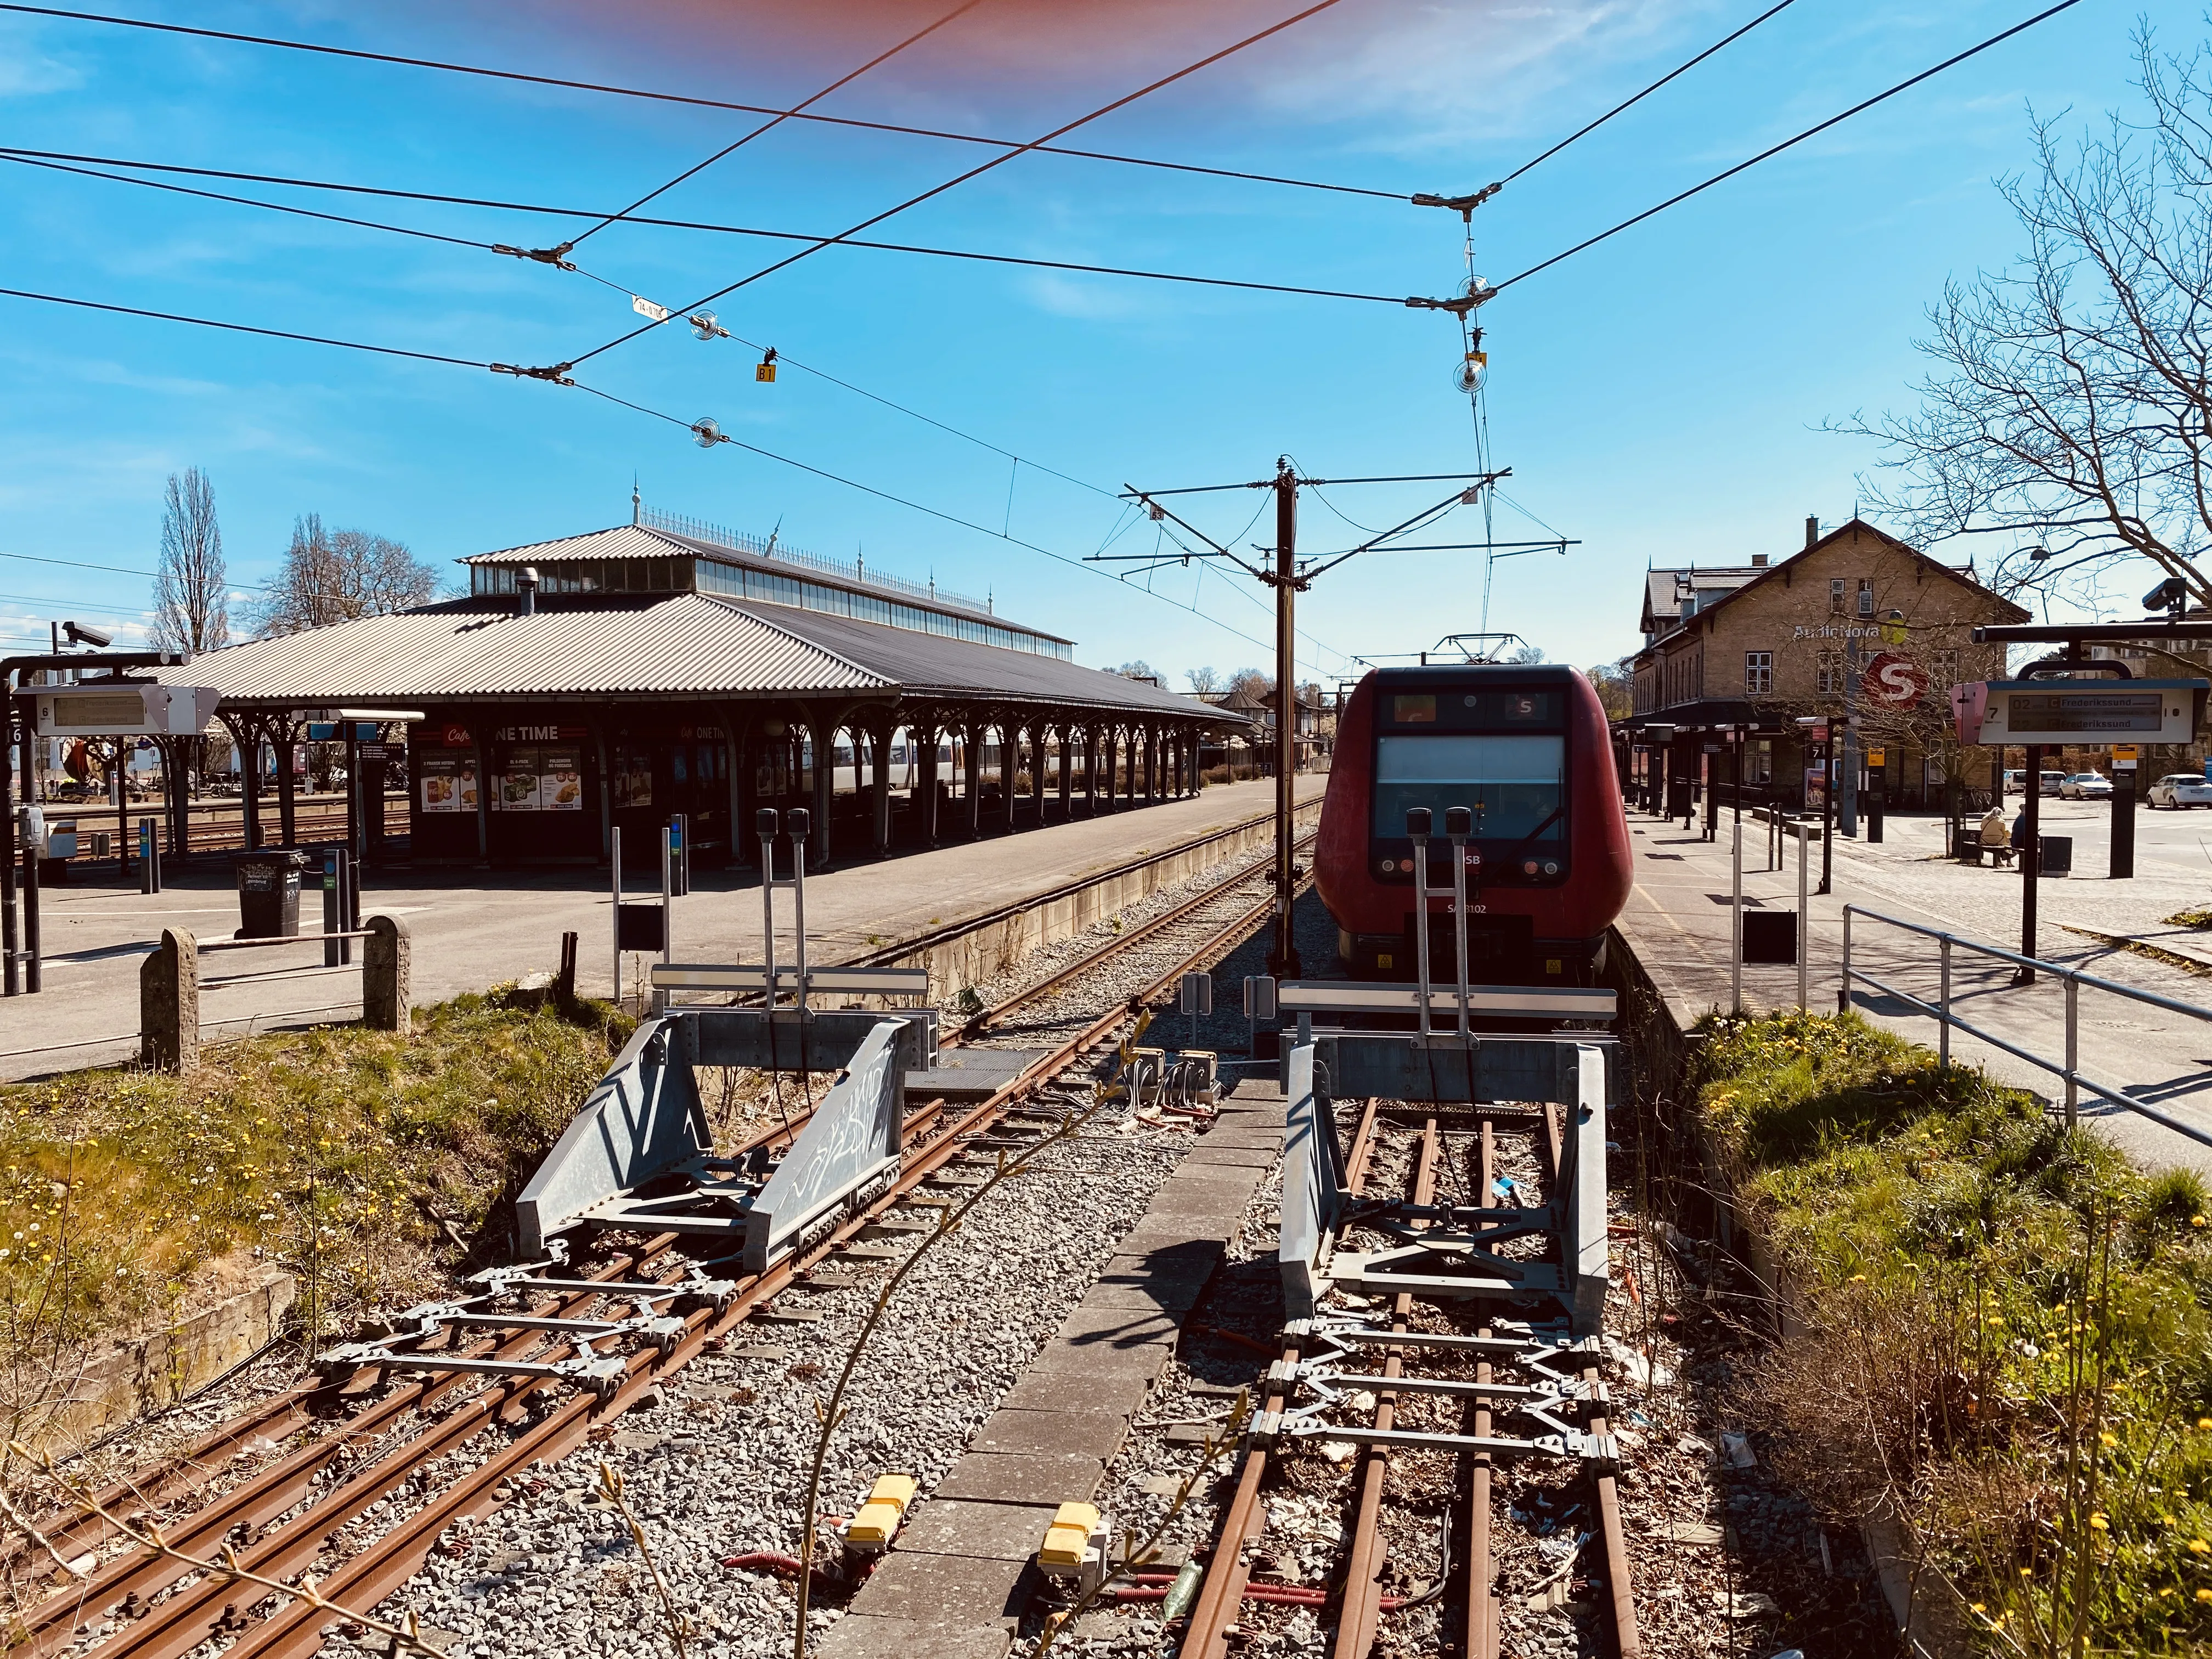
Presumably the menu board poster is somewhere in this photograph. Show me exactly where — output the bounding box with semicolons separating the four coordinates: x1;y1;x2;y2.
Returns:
420;753;466;814
542;746;584;811
614;757;654;808
498;747;541;812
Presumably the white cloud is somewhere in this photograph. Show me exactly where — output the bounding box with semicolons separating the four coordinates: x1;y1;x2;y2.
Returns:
1251;0;1701;156
0;39;84;99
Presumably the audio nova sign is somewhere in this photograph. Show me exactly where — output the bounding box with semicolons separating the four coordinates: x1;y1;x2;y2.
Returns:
1957;678;2210;746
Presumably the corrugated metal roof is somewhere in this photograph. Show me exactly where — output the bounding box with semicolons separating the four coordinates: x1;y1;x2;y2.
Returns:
157;593;1234;722
156;594;887;704
461;522;1059;640
705;597;1218;718
461;523;682;567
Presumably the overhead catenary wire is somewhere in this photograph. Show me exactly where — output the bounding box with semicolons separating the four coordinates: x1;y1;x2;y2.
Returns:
1;146;1376;517
562;0;985;250
1489;0;2086;295
0;285;1303;659
0;7;1406;204
0;148;1416;309
1501;0;1803;184
565;0;1352;369
570;380;1283;656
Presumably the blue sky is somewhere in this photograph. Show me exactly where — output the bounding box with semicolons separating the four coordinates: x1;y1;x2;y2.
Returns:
0;0;2174;689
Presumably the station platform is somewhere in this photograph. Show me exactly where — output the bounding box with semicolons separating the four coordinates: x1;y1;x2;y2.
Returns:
1615;798;2212;1176
0;777;1321;1082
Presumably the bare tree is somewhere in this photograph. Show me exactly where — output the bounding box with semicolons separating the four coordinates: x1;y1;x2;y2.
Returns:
249;514;442;636
1224;667;1274;701
1586;661;1632;721
1114;658;1161;683
1185;665;1221;694
1844;29;2212;614
151;467;228;655
1505;643;1546;664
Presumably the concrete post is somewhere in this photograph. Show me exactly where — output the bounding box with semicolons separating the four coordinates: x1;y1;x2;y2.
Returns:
364;912;411;1031
139;927;199;1074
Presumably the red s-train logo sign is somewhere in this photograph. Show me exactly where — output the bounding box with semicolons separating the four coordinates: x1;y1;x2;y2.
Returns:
1861;653;1928;708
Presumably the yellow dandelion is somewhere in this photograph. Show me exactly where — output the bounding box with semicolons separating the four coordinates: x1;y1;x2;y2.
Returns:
2101;1432;2117;1448
2090;1515;2110;1532
2198;1589;2212;1605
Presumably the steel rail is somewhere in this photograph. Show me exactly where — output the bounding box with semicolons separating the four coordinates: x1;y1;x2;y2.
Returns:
849;791;1322;975
1181;1098;1384;1657
70;865;1294;1659
963;827;1315;1036
19;835;1285;1588
1539;1104;1637;1658
1332;1120;1438;1658
12;1239;703;1657
1465;1119;1498;1659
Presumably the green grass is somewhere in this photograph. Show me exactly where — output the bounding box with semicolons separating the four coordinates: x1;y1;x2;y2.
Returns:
0;989;631;1409
1694;1011;2212;1655
2164;907;2212;931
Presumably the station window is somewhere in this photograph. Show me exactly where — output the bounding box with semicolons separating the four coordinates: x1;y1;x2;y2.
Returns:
1857;578;1875;617
1830;578;1846;615
1746;740;1773;785
1816;651;1842;695
1744;651;1773;696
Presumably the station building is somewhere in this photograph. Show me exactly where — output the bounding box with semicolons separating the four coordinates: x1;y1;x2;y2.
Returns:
163;503;1235;868
1623;518;2029;811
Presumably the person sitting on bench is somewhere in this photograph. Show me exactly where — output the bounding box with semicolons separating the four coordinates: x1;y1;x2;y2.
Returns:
1979;805;2015;867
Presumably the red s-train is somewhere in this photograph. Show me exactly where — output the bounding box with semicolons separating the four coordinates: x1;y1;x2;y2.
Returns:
1314;663;1634;985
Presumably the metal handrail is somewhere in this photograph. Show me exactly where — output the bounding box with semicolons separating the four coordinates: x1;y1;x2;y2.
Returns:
1840;904;2212;1149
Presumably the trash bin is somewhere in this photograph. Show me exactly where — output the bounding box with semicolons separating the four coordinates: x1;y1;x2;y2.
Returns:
2038;834;2074;878
1666;778;1694;819
234;849;307;938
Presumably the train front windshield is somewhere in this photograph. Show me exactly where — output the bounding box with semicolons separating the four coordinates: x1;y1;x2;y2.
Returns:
1372;733;1566;844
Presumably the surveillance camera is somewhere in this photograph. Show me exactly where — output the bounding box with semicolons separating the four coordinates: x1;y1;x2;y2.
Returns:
2143;577;2190;615
63;620;114;648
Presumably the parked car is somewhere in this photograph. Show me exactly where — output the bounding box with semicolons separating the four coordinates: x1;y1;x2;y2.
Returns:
2041;770;2067;795
2059;772;2113;799
2150;772;2212;809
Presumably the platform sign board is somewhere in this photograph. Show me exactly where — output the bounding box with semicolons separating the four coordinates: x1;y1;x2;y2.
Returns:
1974;679;2209;747
2114;743;2141;771
33;684;219;738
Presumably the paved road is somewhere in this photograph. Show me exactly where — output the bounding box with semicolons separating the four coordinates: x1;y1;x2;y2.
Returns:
1620;799;2212;1177
0;777;1321;1081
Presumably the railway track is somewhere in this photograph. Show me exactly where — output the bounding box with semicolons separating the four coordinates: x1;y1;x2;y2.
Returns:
1166;1099;1641;1659
13;834;1307;1659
